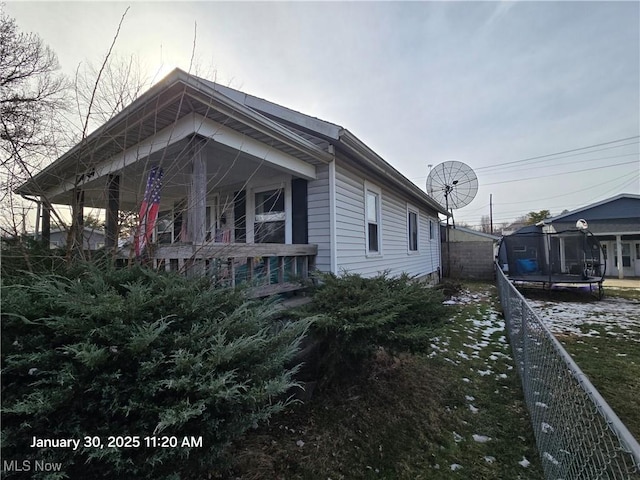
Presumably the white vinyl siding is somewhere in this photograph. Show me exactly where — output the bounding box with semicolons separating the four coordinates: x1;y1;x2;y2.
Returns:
307;163;331;272
334;163;441;278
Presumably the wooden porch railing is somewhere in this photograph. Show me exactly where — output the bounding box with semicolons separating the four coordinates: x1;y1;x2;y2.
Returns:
150;243;318;295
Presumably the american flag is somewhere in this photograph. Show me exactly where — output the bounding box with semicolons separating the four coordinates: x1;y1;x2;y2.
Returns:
134;166;163;257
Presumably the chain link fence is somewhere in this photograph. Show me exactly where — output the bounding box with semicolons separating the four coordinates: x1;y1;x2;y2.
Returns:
496;265;640;479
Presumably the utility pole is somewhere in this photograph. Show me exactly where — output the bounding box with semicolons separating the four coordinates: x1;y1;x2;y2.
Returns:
490;194;494;235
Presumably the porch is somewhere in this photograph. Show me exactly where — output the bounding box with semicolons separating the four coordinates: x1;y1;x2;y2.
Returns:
142;242;317;296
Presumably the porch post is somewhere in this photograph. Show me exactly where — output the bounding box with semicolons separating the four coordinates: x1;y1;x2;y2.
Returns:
70;188;85;253
187;140;207;245
41;201;51;248
105;174;120;250
616;235;624;279
41;200;51;246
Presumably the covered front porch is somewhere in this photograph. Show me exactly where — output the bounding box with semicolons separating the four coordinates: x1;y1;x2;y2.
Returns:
36;137;322;292
17;70;336;291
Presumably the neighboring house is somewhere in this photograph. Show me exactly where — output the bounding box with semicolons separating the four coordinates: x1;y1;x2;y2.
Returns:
441;225;500;280
17;68;448;289
49;227;106;250
500;220;528;236
539;193;640;279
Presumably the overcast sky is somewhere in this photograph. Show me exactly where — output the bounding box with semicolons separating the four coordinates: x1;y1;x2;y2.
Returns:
6;1;640;229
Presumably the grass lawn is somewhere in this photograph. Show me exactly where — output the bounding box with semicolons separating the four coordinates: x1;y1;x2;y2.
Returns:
524;286;640;442
223;283;543;479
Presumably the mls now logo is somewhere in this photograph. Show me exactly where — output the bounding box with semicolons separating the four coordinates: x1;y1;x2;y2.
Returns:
3;460;63;472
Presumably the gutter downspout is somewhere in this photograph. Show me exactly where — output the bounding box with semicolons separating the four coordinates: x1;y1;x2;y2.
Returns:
328;144;338;274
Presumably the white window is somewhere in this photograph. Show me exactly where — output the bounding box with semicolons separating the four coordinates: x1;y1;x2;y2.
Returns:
407;206;419;252
254;188;285;244
365;182;382;254
155;210;175;244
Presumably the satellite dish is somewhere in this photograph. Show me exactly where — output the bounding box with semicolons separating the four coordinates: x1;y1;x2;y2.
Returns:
576;219;588;230
427;161;478;278
426;161;478;215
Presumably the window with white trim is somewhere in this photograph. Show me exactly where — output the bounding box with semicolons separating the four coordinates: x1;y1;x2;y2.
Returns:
408;208;418;252
254;188;285;244
365;184;381;254
429;220;435;240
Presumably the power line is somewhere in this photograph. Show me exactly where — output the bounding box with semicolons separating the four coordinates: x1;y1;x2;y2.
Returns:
474;137;639;172
411;136;639;181
454;172;639;228
489;171;638;206
482;160;637;186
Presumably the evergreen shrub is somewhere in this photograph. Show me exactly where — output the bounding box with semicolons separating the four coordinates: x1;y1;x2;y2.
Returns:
1;264;312;479
300;271;448;385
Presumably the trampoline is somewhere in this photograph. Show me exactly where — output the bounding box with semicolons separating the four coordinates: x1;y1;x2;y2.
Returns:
497;225;606;298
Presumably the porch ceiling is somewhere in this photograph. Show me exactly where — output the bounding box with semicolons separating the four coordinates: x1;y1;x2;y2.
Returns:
50;138;290;211
16;70;331;200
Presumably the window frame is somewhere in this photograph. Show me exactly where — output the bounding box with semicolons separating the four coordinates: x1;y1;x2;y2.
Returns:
364;181;382;257
407;203;419;254
253;186;286;244
247;181;292;244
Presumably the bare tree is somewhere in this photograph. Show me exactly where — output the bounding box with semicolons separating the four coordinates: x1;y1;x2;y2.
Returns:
74;53;149;134
479;214;492;234
0;6;71;266
0;8;69;197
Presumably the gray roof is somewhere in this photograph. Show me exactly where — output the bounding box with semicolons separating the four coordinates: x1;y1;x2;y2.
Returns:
441;223;501;240
543;193;640;223
17;68;448;216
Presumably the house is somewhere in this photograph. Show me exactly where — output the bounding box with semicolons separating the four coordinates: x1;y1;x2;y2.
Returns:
539;193;640;279
48;226;106;250
440;225;500;280
16;68;447;289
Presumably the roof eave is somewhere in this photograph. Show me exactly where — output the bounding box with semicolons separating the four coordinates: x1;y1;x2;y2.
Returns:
546;193;640;223
16;68;333;197
337;130;449;216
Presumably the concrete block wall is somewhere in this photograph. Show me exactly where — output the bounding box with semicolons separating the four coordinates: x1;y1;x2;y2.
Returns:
442;242;495;280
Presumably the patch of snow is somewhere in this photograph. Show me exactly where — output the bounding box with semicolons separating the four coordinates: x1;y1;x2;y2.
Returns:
472;434;492;443
478;369;493;376
296;439;305;448
528;297;640;341
484;456;496;464
543;451;560;466
450;463;463;471
535;401;549;409
465;395;475;401
541;422;554;434
462;377;471;383
469;404;479;414
519;457;531;468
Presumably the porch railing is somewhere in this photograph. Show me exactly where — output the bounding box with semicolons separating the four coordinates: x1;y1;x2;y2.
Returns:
495;263;640;479
151;243;317;294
